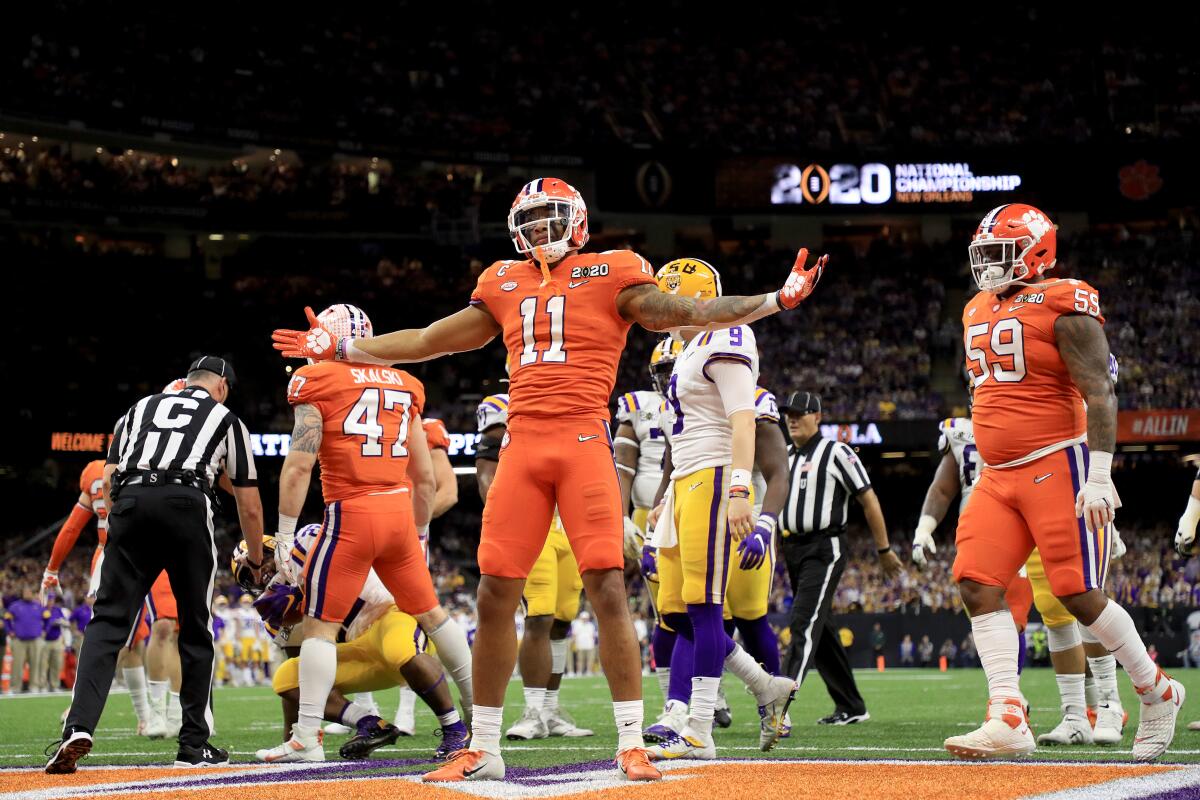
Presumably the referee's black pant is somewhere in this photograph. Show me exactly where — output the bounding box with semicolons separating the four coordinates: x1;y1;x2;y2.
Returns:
65;485;219;748
780;533;866;716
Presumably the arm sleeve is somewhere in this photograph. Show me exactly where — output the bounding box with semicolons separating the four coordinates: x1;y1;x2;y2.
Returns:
707;359;757;418
831;442;872;495
223;418;259;487
47;504;94;571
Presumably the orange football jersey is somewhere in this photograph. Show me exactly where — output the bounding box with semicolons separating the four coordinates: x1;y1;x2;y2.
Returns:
964;278;1105;466
423;418;450;451
470;249;656;420
287;361;426;503
80;459;109;541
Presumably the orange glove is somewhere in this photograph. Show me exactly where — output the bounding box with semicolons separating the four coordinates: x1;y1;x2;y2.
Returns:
777;248;829;309
272;307;338;361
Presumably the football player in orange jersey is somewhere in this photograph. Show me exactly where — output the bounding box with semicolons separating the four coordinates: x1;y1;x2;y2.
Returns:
263;304;473;764
273;177;826;782
944;204;1183;762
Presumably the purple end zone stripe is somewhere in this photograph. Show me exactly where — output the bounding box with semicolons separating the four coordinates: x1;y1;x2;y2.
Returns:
705;466;724;601
314;502;341;619
1067;445;1093;590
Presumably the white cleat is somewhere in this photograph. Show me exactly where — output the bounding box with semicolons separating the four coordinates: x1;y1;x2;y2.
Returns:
505;705;549;740
755;676;797;752
1133;675;1186;762
394;709;415;737
543;708;594;737
142;709;168;740
945;700;1035;760
1037;715;1094;745
323;722;353;735
1093;703;1126;745
647;727;716;760
255;724;326;763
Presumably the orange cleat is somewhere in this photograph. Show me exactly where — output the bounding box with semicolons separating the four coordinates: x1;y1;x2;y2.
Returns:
616;747;662;781
422;749;505;782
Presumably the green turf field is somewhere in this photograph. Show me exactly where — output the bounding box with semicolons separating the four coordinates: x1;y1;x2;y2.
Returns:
4;668;1199;769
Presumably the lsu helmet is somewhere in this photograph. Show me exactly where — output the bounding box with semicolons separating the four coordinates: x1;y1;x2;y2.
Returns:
648;337;683;396
316;303;373;340
656;258;723;299
231;536;276;595
252;580;303;635
508;178;589;263
969;204;1057;293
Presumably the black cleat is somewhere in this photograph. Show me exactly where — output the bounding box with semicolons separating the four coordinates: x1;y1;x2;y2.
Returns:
339;716;401;760
714;707;733;728
45;731;93;774
817;710;870;726
175;741;230;767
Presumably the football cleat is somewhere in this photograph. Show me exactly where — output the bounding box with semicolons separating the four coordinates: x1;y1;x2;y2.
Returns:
1037;715;1094;745
255;724;325;763
174;741;229;767
506;704;549;740
44;731;92;775
422;749;505;782
1133;673;1186;762
780;711;792;738
756;676;798;751
1093;703;1127;745
647;728;716;761
714;684;732;729
434;721;471;760
642;700;687;745
543;708;594;738
616;747;662;781
945;699;1035;760
142;707;168;739
817;710;871;726
339;716;401;760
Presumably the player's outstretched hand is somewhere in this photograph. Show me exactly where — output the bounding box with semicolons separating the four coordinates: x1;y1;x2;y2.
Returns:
879;550;905;580
272;307;336;361
911;515;937;569
40;569;59;606
777;248;829;310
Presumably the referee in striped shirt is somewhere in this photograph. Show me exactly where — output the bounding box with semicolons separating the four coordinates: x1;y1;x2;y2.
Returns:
778;391;903;726
48;357;265;773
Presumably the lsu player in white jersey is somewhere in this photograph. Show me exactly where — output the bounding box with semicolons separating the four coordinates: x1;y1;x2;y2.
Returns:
253;524;470;762
213;596;236;685
235;595;264;686
475;390;592;740
914;358;1127;747
642;258;799;760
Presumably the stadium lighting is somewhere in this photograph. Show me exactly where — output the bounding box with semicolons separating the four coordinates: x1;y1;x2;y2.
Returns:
209;234;225;241
31;136;38;142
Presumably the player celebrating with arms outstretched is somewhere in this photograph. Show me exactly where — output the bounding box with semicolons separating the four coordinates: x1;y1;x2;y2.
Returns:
273;178;826;782
944;204;1183;762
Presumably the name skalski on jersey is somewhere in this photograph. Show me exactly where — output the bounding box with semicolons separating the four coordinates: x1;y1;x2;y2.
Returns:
350;367;409;386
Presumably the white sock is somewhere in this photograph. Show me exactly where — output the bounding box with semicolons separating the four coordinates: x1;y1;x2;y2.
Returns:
544;689;560;714
357;691;378;715
168;692;182;725
437;708;461;727
656;667;672;703
1084;601;1161;700
428;618;474;709
688;676;719;737
471;705;504;756
1084;673;1099;709
1055;673;1086;718
397;686;416;720
148;678;169;709
124;667;151;724
298;638;337;730
1088;654;1121;705
340;701;371;726
970;610;1021;702
613;700;644;752
550;638;568;674
523;686;546;714
723;644;771;697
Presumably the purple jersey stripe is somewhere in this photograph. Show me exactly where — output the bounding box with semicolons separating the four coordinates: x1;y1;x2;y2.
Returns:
1067;445;1093;590
705;466;724;602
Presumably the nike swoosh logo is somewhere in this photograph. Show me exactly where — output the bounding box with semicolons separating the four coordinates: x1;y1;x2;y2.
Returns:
1007;305;1025;312
463;763;489;777
578;434;599;442
1034;473;1053;484
568;280;589;289
689;482;703;492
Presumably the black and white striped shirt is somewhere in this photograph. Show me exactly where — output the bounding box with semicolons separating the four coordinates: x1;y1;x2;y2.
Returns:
781;433;872;535
106;387;258;489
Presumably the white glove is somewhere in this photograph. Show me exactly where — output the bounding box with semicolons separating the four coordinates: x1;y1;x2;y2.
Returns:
40;569;60;605
1110;524;1126;560
1176;496;1200;557
1075;451;1116;533
911;514;937;569
273;532;297;584
623;516;643;562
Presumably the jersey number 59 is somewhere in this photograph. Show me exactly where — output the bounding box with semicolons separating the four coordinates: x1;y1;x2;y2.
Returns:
965;318;1027;386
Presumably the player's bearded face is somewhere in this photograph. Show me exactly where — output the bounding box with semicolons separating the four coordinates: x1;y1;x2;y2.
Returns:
514;203;569;248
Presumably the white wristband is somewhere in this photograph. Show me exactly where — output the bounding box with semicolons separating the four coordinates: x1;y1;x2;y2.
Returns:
1088;451;1113;481
730;469;753;489
277;514;298;536
1183;495;1200;533
916;514;938;538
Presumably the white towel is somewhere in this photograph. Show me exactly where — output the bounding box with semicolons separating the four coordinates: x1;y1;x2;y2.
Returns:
650;483;677;549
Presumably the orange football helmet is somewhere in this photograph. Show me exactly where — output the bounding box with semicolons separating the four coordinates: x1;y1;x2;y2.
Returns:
968;203;1057;293
508;177;589;262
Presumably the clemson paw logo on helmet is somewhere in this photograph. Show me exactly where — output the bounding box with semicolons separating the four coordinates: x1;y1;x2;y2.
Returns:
1020;210;1052;242
305;328;333;355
